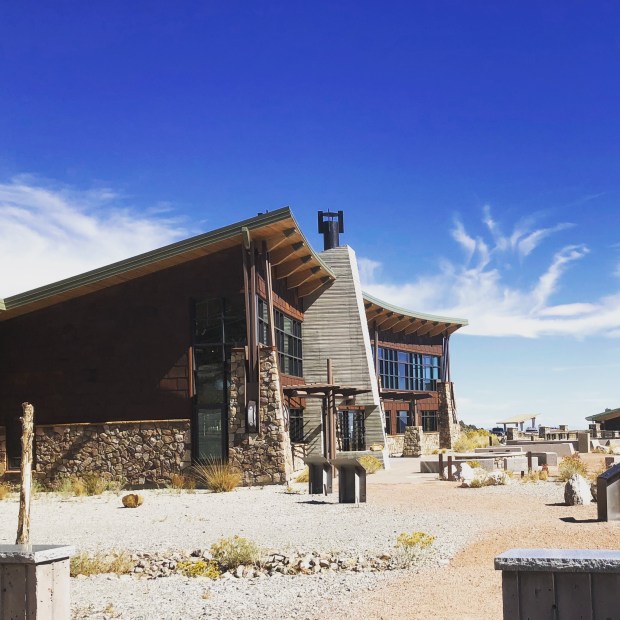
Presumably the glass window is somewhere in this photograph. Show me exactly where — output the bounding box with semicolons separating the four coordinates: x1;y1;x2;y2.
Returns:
289;408;304;442
422;410;438;432
377;347;441;392
396;410;409;434
384;410;392;435
274;308;303;377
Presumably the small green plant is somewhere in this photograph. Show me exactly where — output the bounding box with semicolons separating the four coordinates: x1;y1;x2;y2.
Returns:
177;559;221;579
469;477;484;488
465;460;481;469
192;459;241;493
295;466;309;483
210;535;260;570
0;483;10;500
284;485;301;494
558;454;589;482
70;551;133;577
394;531;436;567
358;455;382;474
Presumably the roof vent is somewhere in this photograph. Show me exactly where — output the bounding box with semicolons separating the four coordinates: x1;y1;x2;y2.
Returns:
318;210;344;250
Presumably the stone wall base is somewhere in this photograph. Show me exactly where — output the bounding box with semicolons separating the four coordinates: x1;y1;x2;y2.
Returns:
33;420;191;486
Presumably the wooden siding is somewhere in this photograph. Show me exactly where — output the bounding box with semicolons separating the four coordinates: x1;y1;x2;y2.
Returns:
302;246;384;455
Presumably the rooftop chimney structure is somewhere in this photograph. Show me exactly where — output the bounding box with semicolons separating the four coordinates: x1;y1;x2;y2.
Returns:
318;210;344;250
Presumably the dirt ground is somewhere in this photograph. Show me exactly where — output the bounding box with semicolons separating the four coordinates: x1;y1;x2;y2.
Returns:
352;454;619;620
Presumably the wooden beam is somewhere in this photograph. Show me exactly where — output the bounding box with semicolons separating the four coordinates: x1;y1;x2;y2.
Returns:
276;254;312;279
416;321;438;337
404;319;426;335
287;266;321;289
269;241;304;266
389;316;412;333
298;276;332;298
379;314;405;331
374;312;394;329
428;323;449;338
267;228;297;252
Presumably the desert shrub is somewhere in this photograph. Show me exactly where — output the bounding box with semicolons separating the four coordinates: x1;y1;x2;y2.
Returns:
558;454;589;482
70;551;133;577
522;471;540;483
192;459;241;493
539;470;549;482
177;559;221;579
458;429;496;452
169;473;196;492
394;531;435;566
358;455;382;474
295;466;309;483
210;535;260;570
469;477;484;488
0;484;10;500
465;460;481;469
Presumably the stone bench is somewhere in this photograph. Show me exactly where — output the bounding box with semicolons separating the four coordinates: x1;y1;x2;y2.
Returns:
495;548;620;619
474;446;524;454
504;456;539;473
0;544;75;618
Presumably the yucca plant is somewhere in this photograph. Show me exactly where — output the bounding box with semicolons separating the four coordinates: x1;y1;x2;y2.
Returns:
191;459;241;492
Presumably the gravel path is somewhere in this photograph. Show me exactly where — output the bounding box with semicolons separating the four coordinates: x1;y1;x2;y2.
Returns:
0;462;578;619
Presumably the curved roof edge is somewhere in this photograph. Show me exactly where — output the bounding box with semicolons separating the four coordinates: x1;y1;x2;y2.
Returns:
1;207;336;321
363;291;468;338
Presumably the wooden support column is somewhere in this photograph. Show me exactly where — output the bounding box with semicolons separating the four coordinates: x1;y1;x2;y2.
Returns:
373;321;379;384
263;241;277;349
16;402;34;545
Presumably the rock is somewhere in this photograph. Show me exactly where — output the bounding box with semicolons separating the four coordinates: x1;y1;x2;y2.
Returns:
441;465;458;480
122;493;144;508
458;463;474;483
564;474;591;505
486;470;508;486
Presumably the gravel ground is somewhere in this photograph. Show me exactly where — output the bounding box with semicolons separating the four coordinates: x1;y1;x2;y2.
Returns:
0;461;587;620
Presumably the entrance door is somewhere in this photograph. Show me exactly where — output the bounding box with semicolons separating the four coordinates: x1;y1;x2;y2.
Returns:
194;346;227;461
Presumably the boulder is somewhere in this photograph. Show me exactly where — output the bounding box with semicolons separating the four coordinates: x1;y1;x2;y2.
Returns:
459;463;475;484
564;475;591;506
486;470;509;486
441;465;458;480
122;493;144;508
460;466;489;488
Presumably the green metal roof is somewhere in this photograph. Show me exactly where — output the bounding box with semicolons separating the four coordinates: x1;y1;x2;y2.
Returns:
1;207;335;319
362;291;468;327
586;408;620;422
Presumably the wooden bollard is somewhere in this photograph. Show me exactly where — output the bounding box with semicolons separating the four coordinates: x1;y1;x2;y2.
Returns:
527;451;532;473
439;452;444;478
447;455;454;481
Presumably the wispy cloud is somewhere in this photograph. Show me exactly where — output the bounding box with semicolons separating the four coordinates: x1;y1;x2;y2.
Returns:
0;176;188;298
361;207;620;338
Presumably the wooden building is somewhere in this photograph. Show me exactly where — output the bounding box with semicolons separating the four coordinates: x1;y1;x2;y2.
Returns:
0;208;467;485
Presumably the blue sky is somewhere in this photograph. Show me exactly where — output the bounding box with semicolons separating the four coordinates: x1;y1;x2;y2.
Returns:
1;2;620;428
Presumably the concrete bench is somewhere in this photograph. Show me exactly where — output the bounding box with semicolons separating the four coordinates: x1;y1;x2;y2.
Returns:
504;456;539;473
530;451;558;467
474;446;524;454
0;544;75;619
496;548;620;619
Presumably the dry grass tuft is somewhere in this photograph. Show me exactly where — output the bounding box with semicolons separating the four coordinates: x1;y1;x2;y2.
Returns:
0;484;10;500
70;551;133;577
169;473;197;492
295;467;309;483
211;535;260;570
192;459;241;493
358;455;382;474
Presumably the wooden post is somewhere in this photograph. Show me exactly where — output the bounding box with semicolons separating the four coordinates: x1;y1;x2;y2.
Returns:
527;451;533;473
16;402;34;545
447;455;454;481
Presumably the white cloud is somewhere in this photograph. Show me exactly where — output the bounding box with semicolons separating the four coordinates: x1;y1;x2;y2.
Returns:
0;177;188;298
360;206;620;338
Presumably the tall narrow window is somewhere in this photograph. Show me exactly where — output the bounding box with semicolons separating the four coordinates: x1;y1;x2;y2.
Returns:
289;408;304;442
192;295;246;461
274;309;303;377
422;410;438;432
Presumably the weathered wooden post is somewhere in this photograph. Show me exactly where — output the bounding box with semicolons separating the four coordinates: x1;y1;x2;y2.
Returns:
16;402;34;545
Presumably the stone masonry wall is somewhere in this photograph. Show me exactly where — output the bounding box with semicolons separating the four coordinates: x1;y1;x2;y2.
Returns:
402;427;440;456
34;420;191;486
228;347;293;486
437;381;461;450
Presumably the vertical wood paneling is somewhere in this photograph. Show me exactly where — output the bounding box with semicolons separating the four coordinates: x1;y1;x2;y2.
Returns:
518;571;555;620
555;573;592;620
591;573;620;619
502;571;520;620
